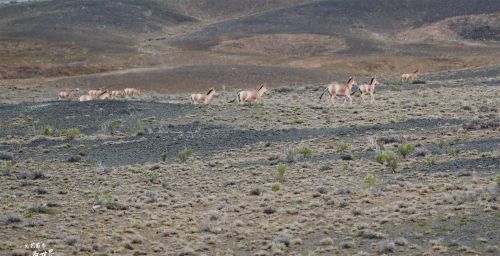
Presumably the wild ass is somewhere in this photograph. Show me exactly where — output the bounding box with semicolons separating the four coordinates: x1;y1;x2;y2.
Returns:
110;90;126;98
401;69;419;83
191;88;217;104
355;76;379;103
124;88;141;96
79;90;108;102
58;88;79;101
319;77;357;105
88;89;104;97
237;84;268;104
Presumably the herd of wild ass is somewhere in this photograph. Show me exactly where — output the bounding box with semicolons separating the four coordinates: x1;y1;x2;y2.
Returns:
57;69;420;105
58;88;141;101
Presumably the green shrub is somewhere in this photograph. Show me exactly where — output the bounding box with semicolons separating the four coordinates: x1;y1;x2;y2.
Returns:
276;163;286;182
1;160;13;176
388;78;402;86
272;182;281;192
375;150;399;172
298;147;313;158
42;125;54;136
66;128;80;140
363;174;377;189
25;204;55;216
161;152;168;162
425;155;436;167
398;143;414;158
95;191;113;205
448;147;462;157
177;148;193;162
128;122;144;135
437;139;447;153
109;119;121;134
336;144;350;154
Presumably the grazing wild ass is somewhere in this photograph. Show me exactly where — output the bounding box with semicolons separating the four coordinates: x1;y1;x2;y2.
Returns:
191;88;217;104
319;77;357;105
355;76;380;103
88;89;104;97
237;84;268;104
110;90;126;98
401;69;419;83
58;88;79;101
124;88;141;96
79;90;109;102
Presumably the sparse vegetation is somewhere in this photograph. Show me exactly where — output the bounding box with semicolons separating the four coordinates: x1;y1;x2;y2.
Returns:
375;150;399;172
276;163;286;182
388;78;403;86
425;155;437;168
4;213;24;225
336;143;350;154
161;152;168;162
363;174;378;189
448;147;462;157
128;122;144;135
95;191;113;206
42;125;55;136
437;138;448;153
398;143;414;158
66;127;80;140
177;148;193;162
25;204;55;216
148;172;161;184
109;119;121;134
272;182;281;192
298;146;312;158
1;160;13;176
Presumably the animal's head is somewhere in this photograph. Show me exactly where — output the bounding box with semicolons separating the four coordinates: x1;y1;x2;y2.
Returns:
414;68;419;73
347;76;357;87
259;83;269;93
207;88;215;95
371;76;379;85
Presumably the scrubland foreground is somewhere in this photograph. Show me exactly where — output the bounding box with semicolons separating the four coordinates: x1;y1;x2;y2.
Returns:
0;66;499;255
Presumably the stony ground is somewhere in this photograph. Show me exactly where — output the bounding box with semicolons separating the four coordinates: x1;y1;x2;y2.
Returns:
0;66;499;255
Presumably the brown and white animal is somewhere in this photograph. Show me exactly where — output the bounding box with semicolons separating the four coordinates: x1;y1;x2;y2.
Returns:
88;89;104;97
319;77;357;105
191;88;217;104
356;76;380;103
97;90;111;100
401;69;419;83
58;88;79;101
124;88;141;96
237;84;269;104
110;90;126;98
79;90;109;102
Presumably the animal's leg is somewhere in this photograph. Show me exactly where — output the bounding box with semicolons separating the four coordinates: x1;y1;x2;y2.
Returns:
370;92;374;103
360;93;366;103
347;95;353;104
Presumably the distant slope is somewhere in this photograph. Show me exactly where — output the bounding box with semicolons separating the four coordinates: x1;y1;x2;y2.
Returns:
163;0;316;21
175;0;500;50
0;0;196;51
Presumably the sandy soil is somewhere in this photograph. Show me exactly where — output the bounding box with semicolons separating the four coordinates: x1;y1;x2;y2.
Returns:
0;65;499;255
